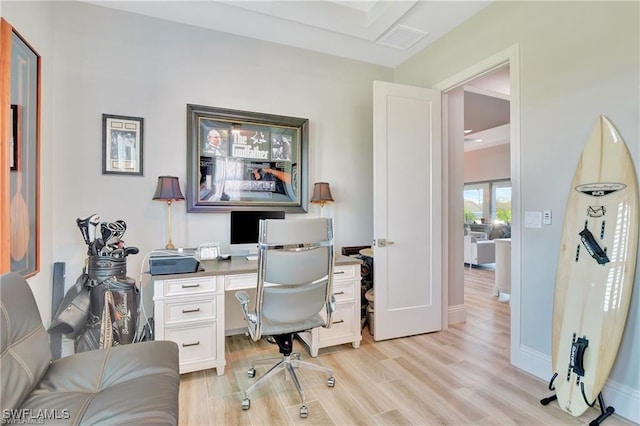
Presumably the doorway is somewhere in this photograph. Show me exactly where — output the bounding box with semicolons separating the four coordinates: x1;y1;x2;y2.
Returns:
435;44;522;366
462;66;512;356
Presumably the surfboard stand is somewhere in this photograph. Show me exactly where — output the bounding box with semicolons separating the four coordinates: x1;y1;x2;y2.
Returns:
540;373;615;425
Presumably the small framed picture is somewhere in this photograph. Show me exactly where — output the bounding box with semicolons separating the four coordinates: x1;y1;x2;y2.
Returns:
102;114;144;176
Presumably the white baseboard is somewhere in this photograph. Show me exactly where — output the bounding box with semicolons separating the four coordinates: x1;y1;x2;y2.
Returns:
225;327;247;337
513;344;640;424
448;304;467;324
513;344;552;380
602;380;640;424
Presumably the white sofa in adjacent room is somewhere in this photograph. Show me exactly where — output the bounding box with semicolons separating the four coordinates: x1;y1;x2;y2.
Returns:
463;231;496;268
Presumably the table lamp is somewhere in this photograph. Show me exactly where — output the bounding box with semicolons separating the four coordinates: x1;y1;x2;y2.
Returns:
310;182;334;217
153;176;184;249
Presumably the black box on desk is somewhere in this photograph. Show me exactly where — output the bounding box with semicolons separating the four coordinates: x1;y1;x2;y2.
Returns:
149;255;200;275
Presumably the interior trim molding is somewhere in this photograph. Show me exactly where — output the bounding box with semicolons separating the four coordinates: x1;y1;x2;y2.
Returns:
447;304;467;324
603;378;640;424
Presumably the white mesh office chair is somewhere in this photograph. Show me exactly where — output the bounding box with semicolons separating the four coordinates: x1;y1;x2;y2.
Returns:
235;217;336;418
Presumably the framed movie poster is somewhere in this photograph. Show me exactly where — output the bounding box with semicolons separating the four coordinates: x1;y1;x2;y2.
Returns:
102;114;144;176
186;104;308;212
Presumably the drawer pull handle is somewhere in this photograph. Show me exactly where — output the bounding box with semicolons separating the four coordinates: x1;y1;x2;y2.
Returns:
332;320;345;325
182;341;200;347
334;271;345;275
333;291;345;295
181;283;200;288
182;308;201;313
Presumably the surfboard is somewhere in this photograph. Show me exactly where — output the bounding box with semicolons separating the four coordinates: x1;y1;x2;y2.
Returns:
551;116;639;417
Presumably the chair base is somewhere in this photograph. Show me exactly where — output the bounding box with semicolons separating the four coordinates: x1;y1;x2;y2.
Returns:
242;351;335;418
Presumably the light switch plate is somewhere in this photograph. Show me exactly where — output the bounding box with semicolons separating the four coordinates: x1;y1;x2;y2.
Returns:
525;211;542;228
543;210;552;225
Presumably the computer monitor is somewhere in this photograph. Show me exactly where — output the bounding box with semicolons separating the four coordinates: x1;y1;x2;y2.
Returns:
230;210;285;255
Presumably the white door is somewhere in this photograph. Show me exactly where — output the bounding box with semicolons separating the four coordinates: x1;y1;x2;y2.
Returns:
372;80;442;341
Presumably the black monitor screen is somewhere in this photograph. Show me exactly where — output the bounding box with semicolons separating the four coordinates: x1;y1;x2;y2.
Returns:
230;211;285;244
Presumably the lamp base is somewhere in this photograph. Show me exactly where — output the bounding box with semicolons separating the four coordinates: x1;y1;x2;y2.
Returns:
166;241;175;250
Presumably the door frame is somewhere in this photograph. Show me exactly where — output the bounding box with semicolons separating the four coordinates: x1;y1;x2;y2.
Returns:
434;44;523;367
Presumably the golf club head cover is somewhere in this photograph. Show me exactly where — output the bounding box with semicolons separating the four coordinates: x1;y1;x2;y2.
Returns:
87;214;100;243
76;214;97;245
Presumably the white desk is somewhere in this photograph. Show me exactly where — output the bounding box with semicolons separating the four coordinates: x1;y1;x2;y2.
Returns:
152;255;362;376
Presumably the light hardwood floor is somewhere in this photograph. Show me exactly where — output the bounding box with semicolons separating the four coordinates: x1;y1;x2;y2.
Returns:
178;267;635;425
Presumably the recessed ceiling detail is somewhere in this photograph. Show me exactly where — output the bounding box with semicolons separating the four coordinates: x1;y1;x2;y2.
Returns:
82;0;492;68
376;25;429;50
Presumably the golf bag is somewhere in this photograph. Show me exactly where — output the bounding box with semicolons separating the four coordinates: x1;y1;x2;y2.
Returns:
74;257;139;353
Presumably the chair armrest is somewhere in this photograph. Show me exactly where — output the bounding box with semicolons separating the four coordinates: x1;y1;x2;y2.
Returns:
323;295;336;329
235;290;250;305
235;291;260;340
235;291;252;320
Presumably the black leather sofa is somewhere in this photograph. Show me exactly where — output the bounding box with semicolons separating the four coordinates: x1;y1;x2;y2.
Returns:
0;272;180;425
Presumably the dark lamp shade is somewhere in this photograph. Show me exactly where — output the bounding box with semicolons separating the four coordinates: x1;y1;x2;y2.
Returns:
310;182;334;204
153;176;185;201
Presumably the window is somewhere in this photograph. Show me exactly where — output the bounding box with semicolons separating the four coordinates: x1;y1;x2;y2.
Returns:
493;181;512;224
463;179;511;224
463;184;485;222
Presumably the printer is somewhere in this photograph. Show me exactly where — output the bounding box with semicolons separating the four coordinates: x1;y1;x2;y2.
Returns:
149;253;200;275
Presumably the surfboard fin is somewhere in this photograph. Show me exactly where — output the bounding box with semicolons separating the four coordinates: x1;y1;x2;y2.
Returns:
579;228;610;265
570;336;589;377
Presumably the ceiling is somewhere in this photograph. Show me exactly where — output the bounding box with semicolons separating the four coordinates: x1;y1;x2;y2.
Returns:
84;0;492;68
83;0;508;150
464;66;510;152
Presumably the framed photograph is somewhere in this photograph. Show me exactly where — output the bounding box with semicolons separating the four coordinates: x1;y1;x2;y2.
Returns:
10;104;21;171
186;104;308;212
102;114;144;176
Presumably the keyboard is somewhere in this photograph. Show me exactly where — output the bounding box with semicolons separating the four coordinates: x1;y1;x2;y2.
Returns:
246;255;258;261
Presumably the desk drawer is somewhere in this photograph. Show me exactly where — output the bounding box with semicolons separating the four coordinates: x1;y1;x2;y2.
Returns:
333;265;358;281
166;323;217;364
225;273;257;291
164;277;217;296
320;302;355;340
165;297;216;323
332;282;354;303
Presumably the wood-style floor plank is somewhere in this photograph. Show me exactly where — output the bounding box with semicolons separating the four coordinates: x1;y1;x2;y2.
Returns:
178;266;636;425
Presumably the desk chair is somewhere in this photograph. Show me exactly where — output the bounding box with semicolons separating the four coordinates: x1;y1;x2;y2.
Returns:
235;218;336;418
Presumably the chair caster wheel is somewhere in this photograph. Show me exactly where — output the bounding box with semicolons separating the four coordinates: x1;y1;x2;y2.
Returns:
327;376;335;387
247;368;256;378
300;405;308;418
242;398;250;410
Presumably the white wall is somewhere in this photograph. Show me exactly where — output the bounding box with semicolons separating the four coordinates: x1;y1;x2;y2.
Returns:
464;144;510;183
395;1;639;420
